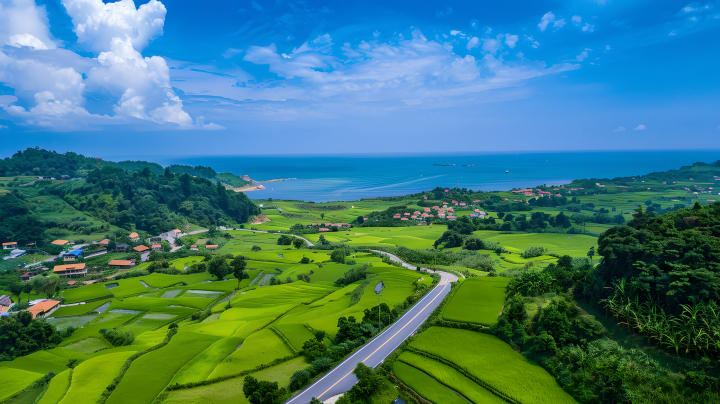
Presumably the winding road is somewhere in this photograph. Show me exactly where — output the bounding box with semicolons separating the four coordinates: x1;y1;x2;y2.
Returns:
286;256;458;404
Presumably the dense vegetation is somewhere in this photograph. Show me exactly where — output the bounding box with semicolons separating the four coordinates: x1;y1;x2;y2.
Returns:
0;311;73;361
0;148;260;243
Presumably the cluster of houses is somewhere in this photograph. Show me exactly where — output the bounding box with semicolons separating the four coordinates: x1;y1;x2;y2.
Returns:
307;223;352;232
391;203;488;223
512;188;563;197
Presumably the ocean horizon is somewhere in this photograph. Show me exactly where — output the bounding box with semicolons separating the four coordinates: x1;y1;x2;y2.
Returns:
104;150;720;202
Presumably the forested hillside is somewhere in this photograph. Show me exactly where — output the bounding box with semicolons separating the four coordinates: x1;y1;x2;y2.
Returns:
0;149;260;243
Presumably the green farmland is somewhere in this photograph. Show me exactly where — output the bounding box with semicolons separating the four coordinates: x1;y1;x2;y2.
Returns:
442;277;510;325
397;327;576;404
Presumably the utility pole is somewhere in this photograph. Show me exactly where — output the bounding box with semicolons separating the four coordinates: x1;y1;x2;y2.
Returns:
374;281;385;327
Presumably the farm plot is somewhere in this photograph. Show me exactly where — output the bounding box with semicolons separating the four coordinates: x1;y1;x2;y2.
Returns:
408;327;576;404
396;351;506;404
0;367;44;401
61;338;112;354
51;299;112;317
304;226;447;249
272;323;315;351
37;369;72;404
392;361;470;404
442;277;510;325
208;328;296;379
106;331;220;404
58;351;136;404
474;231;598;256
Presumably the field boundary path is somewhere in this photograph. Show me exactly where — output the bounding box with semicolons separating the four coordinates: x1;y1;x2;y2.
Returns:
286;267;458;403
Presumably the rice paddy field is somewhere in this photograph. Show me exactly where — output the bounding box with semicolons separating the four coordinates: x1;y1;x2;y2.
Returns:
0;232;436;404
442;277;510;325
304;226;447;249
398;327;577;404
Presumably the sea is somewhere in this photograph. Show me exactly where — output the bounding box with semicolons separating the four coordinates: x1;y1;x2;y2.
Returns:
107;150;720;202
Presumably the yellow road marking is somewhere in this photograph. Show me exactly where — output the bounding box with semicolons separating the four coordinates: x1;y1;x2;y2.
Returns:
316;282;448;399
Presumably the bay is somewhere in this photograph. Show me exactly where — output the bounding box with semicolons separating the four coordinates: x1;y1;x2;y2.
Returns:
106;150;720;202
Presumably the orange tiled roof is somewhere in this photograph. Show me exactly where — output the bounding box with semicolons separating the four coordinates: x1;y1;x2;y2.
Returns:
53;263;86;273
108;260;132;266
28;300;61;319
51;239;69;245
133;245;150;252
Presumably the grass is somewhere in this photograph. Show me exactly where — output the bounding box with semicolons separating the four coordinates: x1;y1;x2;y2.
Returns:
397;351;506;404
163;357;308;404
106;331;220;404
51;299;111;317
272;323;315;351
58;351;136;404
473;231;597;256
442;277;510;325
61;338;112;355
208;328;296;379
37;369;72;404
408;327;576;404
46;315;98;330
304;226;447;249
0;367;44;401
392;361;468;404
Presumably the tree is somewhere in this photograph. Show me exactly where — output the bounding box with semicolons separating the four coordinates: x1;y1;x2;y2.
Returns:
292;237;304;249
277;235;293;245
8;283;23;300
587;246;595;264
309;398;322;404
230;255;248;289
251;245;261;252
242;376;284;404
22;283;32;303
320;213;325;220
207;256;230;281
330;249;346;264
29;274;60;298
289;369;310;391
66;358;78;369
302;338;327;361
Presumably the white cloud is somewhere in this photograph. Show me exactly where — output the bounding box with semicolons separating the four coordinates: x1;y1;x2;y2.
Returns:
373;30;380;38
180;28;580;118
505;34;518;48
62;0;166;53
572;15;582;26
613;126;625;132
0;0;56;50
582;23;595;32
576;51;589;61
553;18;567;29
605;45;611;51
482;37;503;54
466;36;480;50
0;0;213;130
0;125;7;129
634;124;646;131
538;12;555;31
7;33;48;50
450;30;463;36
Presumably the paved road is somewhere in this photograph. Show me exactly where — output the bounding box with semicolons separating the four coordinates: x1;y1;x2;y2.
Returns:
371;249;465;279
286;269;457;404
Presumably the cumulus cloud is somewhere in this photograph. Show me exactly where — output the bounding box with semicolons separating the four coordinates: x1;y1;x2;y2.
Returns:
572;15;582;25
634;124;646;131
553;18;567;29
576;51;589;61
582;23;595;32
482;37;503;54
504;34;518;48
613;126;625;132
466;36;480;50
0;0;212;130
450;30;463;36
538;12;555;31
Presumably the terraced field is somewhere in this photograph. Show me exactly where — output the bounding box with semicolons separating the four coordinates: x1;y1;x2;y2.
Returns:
442;277;510;325
0;235;433;404
397;327;576;404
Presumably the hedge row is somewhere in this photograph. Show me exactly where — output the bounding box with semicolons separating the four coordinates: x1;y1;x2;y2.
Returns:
388;371;429;404
270;326;299;354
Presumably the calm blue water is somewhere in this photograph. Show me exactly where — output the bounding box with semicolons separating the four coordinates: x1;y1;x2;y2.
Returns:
107;151;720;202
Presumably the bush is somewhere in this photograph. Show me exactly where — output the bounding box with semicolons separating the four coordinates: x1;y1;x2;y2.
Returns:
520;246;545;259
300;257;310;264
251;245;261;252
312;356;333;372
345;260;356;265
99;328;135;347
289;369;310;391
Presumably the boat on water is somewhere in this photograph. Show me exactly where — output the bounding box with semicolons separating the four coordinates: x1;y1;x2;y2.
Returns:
433;164;455;166
462;164;474;167
505;170;509;173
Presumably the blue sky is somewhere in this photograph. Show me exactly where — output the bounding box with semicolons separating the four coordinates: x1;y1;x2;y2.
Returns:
0;0;718;156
